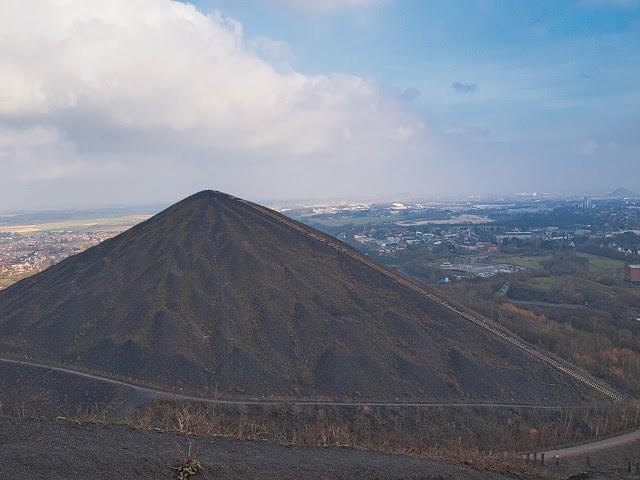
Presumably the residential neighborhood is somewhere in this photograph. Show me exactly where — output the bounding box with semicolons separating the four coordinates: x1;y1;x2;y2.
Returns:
0;231;122;287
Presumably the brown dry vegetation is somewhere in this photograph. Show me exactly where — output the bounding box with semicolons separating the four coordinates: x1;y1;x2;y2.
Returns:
0;415;561;480
2;362;638;478
142;400;640;453
4;401;548;476
29;399;640;478
2;358;636;457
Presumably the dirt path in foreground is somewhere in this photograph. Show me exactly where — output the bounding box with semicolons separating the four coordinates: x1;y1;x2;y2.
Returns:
543;429;640;458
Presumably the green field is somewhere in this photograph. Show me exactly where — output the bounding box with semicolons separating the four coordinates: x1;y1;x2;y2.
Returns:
484;252;626;277
0;279;16;287
527;275;610;292
528;276;564;290
575;252;626;276
486;254;551;271
573;276;612;291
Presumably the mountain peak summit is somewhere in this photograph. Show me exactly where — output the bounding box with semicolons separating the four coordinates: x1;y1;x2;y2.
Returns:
0;191;594;402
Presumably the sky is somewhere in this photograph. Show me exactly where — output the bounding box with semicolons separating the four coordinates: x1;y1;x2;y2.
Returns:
1;0;639;209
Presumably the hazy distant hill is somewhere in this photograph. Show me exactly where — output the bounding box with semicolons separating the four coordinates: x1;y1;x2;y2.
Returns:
0;191;594;402
609;187;637;198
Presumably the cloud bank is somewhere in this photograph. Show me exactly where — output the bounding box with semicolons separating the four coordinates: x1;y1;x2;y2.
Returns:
0;0;427;208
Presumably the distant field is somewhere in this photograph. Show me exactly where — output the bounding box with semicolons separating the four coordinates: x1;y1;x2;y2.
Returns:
395;214;494;225
527;274;611;292
0;215;151;233
575;252;626;276
306;214;495;228
529;276;564;290
302;216;392;227
573;276;611;291
486;254;551;271
0;279;15;287
483;252;625;279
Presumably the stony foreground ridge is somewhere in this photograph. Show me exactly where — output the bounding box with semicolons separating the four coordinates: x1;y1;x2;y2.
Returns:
0;190;595;402
0;417;555;480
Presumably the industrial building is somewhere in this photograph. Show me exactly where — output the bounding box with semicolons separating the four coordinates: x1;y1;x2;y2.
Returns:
624;264;640;284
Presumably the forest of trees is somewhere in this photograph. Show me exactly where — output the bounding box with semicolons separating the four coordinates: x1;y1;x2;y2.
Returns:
437;252;640;396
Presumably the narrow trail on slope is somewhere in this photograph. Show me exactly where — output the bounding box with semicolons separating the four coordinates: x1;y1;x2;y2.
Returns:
0;357;607;410
543;429;640;457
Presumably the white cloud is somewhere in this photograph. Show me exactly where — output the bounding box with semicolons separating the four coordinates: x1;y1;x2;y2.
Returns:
582;140;599;155
0;0;427;207
249;36;296;71
443;126;489;137
0;126;126;181
391;123;424;142
0;126;59;149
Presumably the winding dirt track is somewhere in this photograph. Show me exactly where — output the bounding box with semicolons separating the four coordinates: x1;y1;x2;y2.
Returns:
0;357;602;410
543;428;640;458
3;356;640;461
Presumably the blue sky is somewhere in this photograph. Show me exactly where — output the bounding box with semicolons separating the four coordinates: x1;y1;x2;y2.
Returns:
0;0;638;208
196;0;639;143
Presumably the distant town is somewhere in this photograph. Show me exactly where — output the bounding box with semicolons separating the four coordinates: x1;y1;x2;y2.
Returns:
1;190;640;288
280;190;640;278
0;211;153;288
0;231;121;283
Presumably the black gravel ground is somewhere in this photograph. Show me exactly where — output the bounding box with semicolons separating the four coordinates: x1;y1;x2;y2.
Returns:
0;417;544;480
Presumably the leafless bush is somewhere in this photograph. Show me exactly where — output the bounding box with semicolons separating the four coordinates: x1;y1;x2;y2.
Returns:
125;406;155;430
72;404;107;423
159;404;229;437
419;442;546;475
13;402;26;418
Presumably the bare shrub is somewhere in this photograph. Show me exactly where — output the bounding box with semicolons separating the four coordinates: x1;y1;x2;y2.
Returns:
159;404;227;437
125;406;155;430
122;400;633;478
72;404;107;424
172;438;204;479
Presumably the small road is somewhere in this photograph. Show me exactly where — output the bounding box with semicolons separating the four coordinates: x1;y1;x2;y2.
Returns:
543;428;640;458
3;355;639;459
0;356;600;410
509;299;585;310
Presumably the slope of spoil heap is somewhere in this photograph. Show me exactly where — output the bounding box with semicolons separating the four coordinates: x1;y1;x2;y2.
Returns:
0;191;599;403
